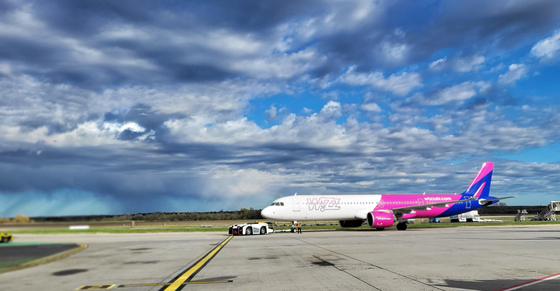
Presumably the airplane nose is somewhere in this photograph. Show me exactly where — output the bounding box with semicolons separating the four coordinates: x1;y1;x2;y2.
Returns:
261;207;272;219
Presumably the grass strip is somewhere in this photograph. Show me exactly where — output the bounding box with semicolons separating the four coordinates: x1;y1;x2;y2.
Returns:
2;220;560;234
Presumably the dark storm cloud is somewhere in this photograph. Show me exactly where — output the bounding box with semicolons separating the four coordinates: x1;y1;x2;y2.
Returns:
4;0;560;89
0;0;325;89
313;1;560;72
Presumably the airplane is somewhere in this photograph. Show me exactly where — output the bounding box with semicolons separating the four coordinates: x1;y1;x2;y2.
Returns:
261;162;515;230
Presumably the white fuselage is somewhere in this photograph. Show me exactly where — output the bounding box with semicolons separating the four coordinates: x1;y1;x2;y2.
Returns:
261;195;382;221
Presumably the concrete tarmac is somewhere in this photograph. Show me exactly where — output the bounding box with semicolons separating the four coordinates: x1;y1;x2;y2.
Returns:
0;225;559;290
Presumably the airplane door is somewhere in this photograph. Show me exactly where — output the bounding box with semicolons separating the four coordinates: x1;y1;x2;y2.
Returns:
466;198;471;209
292;196;300;212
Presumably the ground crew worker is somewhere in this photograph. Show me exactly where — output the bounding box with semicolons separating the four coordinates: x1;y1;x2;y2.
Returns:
297;221;302;234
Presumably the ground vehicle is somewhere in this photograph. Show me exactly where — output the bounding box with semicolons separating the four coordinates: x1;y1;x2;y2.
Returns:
229;222;273;235
1;232;13;243
450;213;467;222
450;210;479;222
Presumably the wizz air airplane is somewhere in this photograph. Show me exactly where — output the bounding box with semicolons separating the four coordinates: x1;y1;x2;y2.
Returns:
261;162;514;230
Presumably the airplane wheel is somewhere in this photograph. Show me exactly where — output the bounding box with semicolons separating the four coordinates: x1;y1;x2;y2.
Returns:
260;227;266;235
246;227;253;235
396;223;408;231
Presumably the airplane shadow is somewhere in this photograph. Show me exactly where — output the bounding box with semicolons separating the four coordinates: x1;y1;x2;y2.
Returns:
430;277;559;291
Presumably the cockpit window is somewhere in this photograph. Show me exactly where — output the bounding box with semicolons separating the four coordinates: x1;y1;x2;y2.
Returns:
270;203;276;206
270;202;284;206
280;202;284;206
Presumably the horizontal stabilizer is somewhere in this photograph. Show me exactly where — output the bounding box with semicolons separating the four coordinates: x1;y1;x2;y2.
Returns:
478;196;517;206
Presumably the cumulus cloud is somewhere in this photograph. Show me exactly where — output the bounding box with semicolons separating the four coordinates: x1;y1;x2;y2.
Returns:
531;30;560;61
265;105;289;122
413;81;490;106
337;66;422;96
360;103;382;112
498;64;528;85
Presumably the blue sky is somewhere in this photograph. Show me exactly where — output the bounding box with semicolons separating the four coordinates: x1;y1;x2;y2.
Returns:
1;0;560;216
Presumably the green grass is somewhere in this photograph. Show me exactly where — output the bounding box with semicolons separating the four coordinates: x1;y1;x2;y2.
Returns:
2;220;560;234
4;227;230;234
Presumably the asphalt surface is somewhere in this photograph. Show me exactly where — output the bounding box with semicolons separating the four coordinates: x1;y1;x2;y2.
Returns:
0;225;559;290
0;243;81;271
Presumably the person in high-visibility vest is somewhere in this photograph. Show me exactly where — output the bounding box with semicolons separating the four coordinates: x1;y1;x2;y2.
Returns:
297;221;302;234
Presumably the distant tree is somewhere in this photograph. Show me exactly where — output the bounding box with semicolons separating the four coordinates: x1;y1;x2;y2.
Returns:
12;214;33;223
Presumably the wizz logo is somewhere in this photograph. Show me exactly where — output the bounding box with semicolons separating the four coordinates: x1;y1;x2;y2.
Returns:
307;197;341;212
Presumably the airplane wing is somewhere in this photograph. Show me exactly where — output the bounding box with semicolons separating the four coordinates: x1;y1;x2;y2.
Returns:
388;197;478;212
478;196;517;205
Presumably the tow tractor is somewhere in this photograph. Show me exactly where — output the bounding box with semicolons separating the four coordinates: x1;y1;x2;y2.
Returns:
229;222;274;235
1;232;13;243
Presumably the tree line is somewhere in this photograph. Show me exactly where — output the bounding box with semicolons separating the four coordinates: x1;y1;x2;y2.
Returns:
478;205;546;215
0;214;34;223
3;208;264;223
112;208;263;222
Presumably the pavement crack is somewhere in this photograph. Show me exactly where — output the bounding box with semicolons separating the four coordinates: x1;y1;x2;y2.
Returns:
293;236;446;291
313;255;382;290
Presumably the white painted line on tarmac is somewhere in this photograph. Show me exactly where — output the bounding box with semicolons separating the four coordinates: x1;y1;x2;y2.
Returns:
495;273;560;291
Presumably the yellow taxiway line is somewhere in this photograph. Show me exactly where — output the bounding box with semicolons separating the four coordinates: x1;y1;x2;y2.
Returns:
163;235;233;291
76;235;233;290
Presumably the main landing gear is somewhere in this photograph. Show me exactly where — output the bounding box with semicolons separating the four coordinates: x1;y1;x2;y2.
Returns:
396;222;408;231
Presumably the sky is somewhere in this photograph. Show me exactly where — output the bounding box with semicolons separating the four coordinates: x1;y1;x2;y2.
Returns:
1;0;560;217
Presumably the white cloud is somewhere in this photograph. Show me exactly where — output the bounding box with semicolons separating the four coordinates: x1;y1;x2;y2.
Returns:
453;55;485;72
318;101;343;122
265;105;278;120
429;55;485;72
429;58;448;71
379;41;410;65
360;103;382;112
322;91;339;100
230;47;325;79
498;64;528;85
0;121;147;147
337;66;422;96
422;81;490;106
531;30;560;61
265;105;289;121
